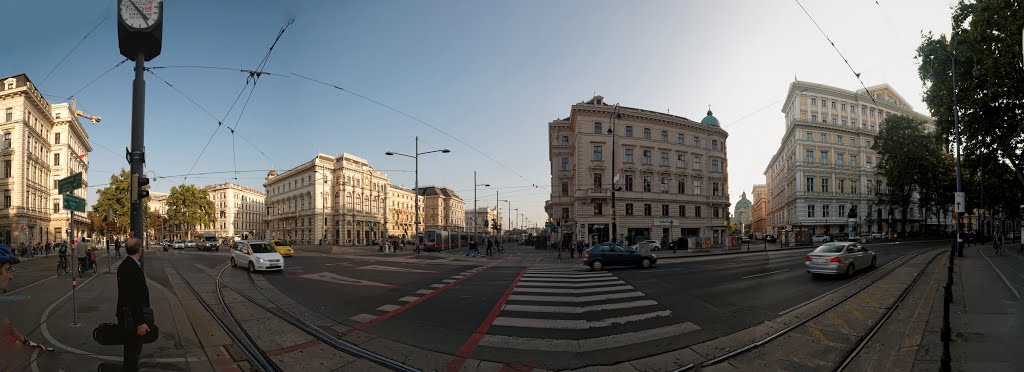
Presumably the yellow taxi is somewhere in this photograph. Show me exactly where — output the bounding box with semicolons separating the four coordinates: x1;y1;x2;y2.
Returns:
270;240;294;257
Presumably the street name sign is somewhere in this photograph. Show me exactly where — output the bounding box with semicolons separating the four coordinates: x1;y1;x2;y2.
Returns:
58;173;83;194
63;194;86;212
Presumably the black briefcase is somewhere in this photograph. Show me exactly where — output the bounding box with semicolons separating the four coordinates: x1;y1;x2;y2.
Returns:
92;322;159;345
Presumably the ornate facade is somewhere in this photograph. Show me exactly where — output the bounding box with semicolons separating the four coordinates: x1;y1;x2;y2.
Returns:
415;186;465;232
201;183;265;240
385;185;423;240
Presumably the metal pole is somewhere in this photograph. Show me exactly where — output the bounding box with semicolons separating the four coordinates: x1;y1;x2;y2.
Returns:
474;171;477;235
610;106;618;243
130;52;146;272
414;136;420;253
70;209;77;326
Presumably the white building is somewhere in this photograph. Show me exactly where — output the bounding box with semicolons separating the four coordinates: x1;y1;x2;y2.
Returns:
201;183;265;240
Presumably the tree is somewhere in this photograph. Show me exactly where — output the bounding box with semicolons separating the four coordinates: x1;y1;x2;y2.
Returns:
166;184;216;240
91;169;149;237
873;115;939;236
916;0;1024;187
147;209;167;241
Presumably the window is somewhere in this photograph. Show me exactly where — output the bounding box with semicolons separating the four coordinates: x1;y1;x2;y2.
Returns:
624;148;634;163
560;157;569;170
693;179;702;195
822;204;831;218
806;177;814;192
53;153;59;166
625;126;633;137
693;156;701;170
851;180;858;194
642;150;652;165
821;178;829;193
806;132;812;141
561;208;569;219
851;154;858;166
594;203;603;215
867;156;873;168
2;133;9;149
4;108;11;122
820;133;827;142
677;179;685;194
678;205;686;217
712;182;720;196
836;135;842;144
831;117;837;125
593;122;602;134
839;205;846;218
593;146;603;161
677;134;684;144
660;152;669;166
642;204;652;216
661;204;669;216
810;98;816;106
821;99;827;107
712;140;719;150
561;182;569;196
807;204;815;218
712;159;721;173
593;173;602;188
841;103;846;111
837;153;845;165
842;119;847;126
3;160;9;178
694;136;701;147
643;175;652;192
677;154;685;168
661;131;668;141
820;150;829;164
713;207;721;218
811;114;817;122
831;101;836;109
643;128;651;139
695;206;702;217
54;133;61;144
866;139;871;147
625;203;634;216
625;175;634;191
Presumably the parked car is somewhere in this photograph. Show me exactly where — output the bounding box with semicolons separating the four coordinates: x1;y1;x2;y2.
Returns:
870;232;885;239
270;240;294;257
832;233;848;242
764;235;778;243
230;240;284;273
811;235;831;243
741;235;752;244
172;240;185;249
804;242;876;277
582;242;657;271
636;240;661;251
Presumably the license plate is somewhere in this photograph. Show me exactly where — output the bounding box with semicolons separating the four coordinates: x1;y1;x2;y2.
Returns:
267;265;280;269
814;258;828;263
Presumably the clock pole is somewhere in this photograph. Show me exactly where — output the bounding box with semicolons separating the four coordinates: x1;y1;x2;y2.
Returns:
129;50;146;270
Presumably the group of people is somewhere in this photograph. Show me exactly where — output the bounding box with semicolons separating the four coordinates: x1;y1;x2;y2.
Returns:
377;238;410;253
466;238;503;257
553;240;587;258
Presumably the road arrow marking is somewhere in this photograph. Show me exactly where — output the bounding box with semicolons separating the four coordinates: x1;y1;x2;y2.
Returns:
294;272;394;287
356;264;434;273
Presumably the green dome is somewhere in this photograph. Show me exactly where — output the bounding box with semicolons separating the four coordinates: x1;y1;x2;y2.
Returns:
701;109;720;127
735;192;752;208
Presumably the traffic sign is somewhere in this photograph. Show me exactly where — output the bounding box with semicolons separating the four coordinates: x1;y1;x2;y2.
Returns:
105;221;117;233
955;192;965;213
63;194;86;212
58;173;83;194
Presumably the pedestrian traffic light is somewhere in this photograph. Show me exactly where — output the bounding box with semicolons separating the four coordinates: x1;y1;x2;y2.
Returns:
131;173;150;203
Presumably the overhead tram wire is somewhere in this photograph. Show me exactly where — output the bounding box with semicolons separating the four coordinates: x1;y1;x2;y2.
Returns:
40;15;109;86
793;0;879;107
291;73;539;186
147;65;289;77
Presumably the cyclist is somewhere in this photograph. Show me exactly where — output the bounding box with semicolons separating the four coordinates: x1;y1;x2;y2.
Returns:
1;243;51;370
76;240;89;274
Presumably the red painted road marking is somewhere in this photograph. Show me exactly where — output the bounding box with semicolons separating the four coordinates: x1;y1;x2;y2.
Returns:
342;267;491;336
499;363;534;372
266;339;321;357
210;356;234;365
447;267;529;372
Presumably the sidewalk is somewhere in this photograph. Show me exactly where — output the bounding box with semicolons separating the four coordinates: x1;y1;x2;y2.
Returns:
915;242;1023;371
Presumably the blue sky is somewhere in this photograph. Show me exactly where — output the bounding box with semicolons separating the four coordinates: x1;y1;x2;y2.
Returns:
2;0;955;227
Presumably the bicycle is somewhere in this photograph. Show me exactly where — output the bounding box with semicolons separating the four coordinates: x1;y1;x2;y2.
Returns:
993;239;1003;256
78;258;98;276
56;256;70;276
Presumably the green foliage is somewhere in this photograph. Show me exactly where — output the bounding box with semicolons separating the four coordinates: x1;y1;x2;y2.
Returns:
90;169;148;236
916;0;1024;186
166;184;216;238
873;115;943;233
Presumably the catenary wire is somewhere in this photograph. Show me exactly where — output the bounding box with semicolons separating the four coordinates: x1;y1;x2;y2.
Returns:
793;0;879;107
40;15;109;86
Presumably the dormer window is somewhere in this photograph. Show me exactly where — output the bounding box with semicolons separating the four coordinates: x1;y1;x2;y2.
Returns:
55;112;62;119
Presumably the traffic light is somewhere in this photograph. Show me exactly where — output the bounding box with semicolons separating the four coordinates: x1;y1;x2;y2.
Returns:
131;173;150;203
484;218;489;229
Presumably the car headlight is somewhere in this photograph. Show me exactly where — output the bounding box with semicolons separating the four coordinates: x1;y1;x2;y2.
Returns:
256;257;265;263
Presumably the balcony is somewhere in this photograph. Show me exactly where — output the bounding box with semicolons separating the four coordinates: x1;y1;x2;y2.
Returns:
587;188;611;197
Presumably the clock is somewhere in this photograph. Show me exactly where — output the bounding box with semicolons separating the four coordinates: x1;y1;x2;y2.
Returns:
117;0;163;61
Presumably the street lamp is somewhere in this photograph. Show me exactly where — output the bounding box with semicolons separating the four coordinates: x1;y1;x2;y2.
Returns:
928;49;978;372
386;136;450;253
606;104;623;242
473;171;490;235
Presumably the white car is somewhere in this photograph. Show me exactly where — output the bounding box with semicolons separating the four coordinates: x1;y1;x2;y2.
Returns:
811;235;831;243
185;240;198;249
172;240;185;249
230;240;284;273
638;240;662;251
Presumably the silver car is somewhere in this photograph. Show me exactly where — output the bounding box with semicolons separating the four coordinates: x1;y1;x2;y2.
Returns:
805;242;876;277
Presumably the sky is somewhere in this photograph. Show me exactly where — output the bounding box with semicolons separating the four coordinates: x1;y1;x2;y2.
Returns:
1;0;957;228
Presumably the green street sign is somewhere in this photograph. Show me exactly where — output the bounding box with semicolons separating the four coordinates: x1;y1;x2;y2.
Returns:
63;194;86;213
58;172;83;194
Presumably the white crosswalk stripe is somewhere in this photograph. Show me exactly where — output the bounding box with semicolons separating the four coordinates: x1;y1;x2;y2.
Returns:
477;268;700;353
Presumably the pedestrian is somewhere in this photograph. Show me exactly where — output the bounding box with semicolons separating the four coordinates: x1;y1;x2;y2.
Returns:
117;238;152;372
378;240;385;253
76;241;88;274
486;239;493;256
1;243;51;370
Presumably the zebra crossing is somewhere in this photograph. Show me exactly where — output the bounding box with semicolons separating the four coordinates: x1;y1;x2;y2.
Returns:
477;267;701;353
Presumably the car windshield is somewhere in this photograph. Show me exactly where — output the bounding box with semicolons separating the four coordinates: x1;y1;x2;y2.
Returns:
813;244;846;253
276;240;290;246
249;243;276;254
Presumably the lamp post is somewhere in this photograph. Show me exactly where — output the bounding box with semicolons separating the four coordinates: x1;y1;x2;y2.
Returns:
606;104;623;242
498;199;509;241
386;136;450;253
473;171;490;235
929;49;978;372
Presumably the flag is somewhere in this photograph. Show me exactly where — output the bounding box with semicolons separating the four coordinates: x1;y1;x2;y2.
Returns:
78;153;87;159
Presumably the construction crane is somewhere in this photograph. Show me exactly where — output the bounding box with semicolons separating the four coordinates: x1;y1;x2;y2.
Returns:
71;99;101;124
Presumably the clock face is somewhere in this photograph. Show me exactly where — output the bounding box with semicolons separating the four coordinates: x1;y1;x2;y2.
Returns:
119;0;162;30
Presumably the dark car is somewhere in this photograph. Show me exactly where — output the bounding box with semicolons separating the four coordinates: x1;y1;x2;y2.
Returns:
582;243;657;271
764;235;777;243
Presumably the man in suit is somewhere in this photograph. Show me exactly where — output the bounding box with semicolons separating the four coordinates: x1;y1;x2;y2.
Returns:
117;238;150;372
